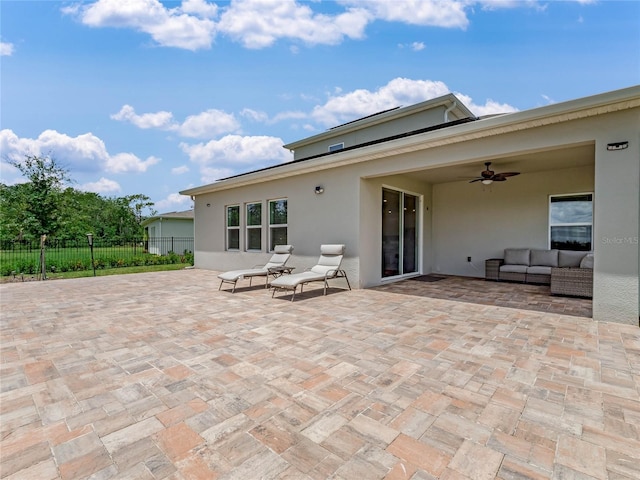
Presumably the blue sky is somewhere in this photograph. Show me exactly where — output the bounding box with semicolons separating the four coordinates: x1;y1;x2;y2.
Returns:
1;0;638;214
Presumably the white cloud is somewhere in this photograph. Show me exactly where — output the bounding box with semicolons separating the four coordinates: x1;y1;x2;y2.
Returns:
111;104;174;129
79;177;121;193
62;0;561;51
154;192;193;211
341;0;469;28
199;166;238;183
217;0;371;49
105;153;160;173
180;135;292;171
0;129;158;175
310;78;450;126
453;93;519;116
181;0;218;17
63;0;217;51
111;105;239;139
240;108;269;123
1;42;14;56
411;41;425;51
171;165;190;174
307;78;518;127
178;109;240;138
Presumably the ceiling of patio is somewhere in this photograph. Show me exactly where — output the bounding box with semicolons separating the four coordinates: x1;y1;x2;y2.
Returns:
405;142;595;184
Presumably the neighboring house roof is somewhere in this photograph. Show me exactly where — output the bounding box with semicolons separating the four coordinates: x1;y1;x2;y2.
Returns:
141;209;194;227
180;85;640;197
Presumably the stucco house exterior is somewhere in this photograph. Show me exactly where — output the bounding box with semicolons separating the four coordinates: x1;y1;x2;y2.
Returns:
141;210;194;255
181;86;639;326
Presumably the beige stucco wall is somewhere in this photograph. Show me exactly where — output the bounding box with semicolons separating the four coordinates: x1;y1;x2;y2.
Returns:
431;165;594;277
193;168;361;285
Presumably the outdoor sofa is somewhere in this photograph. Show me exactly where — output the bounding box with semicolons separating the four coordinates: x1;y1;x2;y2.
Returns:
486;248;593;298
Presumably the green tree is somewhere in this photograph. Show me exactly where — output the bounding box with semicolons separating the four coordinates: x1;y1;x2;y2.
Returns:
1;155;157;241
6;155;71;238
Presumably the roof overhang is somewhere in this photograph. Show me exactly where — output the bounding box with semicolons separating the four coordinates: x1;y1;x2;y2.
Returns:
180;85;640;197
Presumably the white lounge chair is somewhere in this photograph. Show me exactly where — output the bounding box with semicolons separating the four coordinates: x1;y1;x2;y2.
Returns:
218;244;294;293
270;244;351;301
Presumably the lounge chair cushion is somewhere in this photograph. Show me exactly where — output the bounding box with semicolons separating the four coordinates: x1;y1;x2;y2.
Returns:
218;268;267;282
270;271;325;289
264;244;294;268
271;244;346;291
504;248;530;266
218;244;294;283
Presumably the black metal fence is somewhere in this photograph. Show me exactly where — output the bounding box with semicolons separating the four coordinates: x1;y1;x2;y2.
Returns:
0;237;194;277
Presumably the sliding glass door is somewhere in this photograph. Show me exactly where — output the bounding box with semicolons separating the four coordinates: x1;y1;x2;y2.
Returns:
382;188;419;278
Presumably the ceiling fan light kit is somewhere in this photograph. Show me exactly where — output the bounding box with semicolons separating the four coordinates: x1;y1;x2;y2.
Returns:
470;162;520;185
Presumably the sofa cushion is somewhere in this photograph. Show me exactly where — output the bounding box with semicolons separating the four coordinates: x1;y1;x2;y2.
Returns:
500;264;528;273
530;249;558;267
504;248;530;266
527;266;552;275
580;253;594;269
558;250;587;267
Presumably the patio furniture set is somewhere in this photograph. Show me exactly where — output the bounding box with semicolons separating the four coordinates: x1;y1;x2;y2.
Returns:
218;244;351;300
485;248;594;298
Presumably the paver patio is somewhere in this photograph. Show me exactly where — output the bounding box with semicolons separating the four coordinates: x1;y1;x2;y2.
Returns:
1;269;639;479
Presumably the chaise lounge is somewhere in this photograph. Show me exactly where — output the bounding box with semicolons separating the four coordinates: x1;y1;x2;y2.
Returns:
218;244;294;293
270;244;351;301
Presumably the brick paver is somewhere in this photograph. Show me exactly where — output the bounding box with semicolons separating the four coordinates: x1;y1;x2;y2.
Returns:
1;269;639;479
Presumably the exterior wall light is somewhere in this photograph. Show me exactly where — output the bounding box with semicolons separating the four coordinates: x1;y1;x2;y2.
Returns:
607;141;628;151
315;186;324;194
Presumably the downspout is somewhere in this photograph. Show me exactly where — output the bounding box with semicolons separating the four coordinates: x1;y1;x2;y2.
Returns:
444;101;457;123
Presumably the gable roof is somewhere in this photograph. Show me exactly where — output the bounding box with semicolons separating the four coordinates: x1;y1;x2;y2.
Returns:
282;93;474;151
180;85;640;197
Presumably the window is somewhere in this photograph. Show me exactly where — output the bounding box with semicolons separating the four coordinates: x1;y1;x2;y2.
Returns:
328;142;344;152
226;205;240;250
246;202;262;251
269;199;287;250
549;193;593;251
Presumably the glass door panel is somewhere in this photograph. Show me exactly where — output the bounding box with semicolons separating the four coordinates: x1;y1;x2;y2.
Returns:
382;189;400;277
382;188;419;278
403;194;418;274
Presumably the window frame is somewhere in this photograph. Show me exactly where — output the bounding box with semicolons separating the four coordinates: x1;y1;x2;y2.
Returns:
245;201;262;252
268;198;288;251
226;204;240;251
548;192;593;251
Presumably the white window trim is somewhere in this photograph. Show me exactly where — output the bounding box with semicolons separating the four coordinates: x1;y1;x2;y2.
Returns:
548;192;593;250
226;204;240;251
245;201;262;252
268;198;288;252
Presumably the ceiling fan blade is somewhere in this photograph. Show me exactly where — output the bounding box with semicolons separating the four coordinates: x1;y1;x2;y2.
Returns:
495;172;520;178
469;178;484;183
492;176;507;181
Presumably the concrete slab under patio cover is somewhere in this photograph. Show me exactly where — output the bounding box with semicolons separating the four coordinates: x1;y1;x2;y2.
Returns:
1;269;639;480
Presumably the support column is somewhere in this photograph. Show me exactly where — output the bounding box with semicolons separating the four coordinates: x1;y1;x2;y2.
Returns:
592;124;639;326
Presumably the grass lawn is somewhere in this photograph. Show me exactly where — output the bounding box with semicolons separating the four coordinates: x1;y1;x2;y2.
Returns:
2;264;194;282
